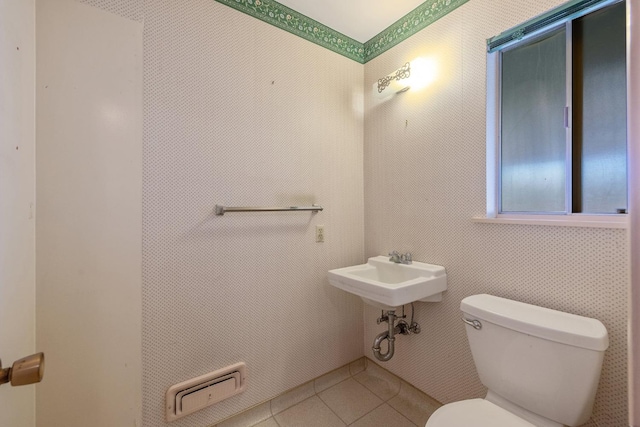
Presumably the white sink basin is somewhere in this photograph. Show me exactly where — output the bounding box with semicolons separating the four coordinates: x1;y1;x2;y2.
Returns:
327;256;447;310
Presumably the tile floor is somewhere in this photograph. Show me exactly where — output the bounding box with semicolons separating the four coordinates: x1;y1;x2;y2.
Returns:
215;358;441;427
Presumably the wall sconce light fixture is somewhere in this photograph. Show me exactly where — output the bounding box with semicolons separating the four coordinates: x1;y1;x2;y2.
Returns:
375;57;438;99
377;62;411;95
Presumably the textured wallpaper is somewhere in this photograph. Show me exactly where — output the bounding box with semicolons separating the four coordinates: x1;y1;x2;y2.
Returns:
79;0;142;21
362;1;628;426
142;1;365;426
75;0;629;425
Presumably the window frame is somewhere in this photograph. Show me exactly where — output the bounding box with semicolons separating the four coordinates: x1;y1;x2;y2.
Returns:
483;0;629;228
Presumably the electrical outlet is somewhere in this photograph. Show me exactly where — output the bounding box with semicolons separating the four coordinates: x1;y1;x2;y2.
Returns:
315;225;325;243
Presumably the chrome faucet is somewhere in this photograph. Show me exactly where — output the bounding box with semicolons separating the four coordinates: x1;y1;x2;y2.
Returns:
388;251;412;264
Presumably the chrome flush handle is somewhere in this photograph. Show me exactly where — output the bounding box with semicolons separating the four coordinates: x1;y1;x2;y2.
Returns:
462;317;482;330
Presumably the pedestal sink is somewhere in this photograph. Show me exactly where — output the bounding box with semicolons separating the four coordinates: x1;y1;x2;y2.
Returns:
327;256;447;310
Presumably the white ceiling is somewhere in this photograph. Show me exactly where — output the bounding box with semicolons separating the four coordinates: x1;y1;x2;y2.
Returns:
276;0;427;43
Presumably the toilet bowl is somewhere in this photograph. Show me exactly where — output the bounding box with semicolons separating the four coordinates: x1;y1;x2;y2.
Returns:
427;399;536;426
426;294;609;427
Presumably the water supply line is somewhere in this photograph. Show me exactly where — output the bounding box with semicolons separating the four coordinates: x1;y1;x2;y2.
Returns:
372;304;420;362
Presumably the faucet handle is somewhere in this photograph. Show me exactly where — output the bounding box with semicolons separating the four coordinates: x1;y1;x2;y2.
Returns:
404;253;412;263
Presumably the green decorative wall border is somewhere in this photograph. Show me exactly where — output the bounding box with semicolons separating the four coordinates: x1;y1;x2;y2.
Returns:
363;0;470;62
214;0;469;64
215;0;365;63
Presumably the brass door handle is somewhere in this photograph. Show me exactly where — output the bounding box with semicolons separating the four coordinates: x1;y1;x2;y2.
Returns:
0;352;45;387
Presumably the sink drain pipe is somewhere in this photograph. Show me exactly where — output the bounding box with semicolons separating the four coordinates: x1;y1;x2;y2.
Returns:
372;311;397;362
372;304;421;361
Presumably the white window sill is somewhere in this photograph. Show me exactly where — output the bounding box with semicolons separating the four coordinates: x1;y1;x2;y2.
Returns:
471;214;628;229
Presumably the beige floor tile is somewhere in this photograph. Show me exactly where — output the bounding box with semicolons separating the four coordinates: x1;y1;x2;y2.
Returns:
353;361;401;401
254;418;280;427
274;396;345;427
388;381;441;426
349;358;366;376
216;360;445;427
270;381;316;415
314;365;351;393
318;378;383;424
217;402;272;427
350;404;417;427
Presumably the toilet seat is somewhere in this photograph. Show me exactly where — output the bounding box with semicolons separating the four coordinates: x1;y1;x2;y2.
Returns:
426;399;537;427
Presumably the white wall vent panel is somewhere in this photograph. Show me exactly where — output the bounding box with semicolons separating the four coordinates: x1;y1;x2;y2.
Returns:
165;362;247;422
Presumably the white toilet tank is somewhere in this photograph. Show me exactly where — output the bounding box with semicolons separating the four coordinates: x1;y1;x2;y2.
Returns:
461;294;609;427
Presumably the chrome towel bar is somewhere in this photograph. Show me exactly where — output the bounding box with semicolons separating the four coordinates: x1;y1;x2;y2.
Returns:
215;204;323;216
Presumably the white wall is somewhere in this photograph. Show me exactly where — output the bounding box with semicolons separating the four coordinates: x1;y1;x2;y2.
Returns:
35;1;143;426
628;0;640;424
141;1;365;426
363;1;629;426
29;0;634;425
0;1;36;426
31;1;362;426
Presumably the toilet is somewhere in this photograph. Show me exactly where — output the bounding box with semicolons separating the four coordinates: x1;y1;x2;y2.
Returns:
426;294;609;427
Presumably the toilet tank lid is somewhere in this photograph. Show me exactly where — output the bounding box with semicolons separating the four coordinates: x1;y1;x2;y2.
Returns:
460;294;609;351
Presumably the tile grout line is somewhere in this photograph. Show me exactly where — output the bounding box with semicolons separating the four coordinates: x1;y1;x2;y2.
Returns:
315;392;350;426
315;375;360;426
386;401;419;427
268;398;275;425
270;366;360;426
313;359;398;425
314;358;371;426
344;400;386;426
231;356;437;427
272;416;283;427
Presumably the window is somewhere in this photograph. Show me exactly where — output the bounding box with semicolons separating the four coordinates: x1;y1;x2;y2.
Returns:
485;0;627;225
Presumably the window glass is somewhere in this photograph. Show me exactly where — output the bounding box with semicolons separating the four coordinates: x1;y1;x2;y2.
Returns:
572;2;627;213
501;29;567;213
